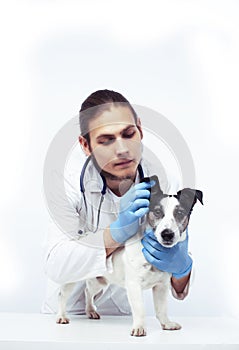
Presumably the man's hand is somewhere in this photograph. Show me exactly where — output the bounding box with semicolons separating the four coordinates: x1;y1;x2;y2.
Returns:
110;181;154;244
141;229;192;279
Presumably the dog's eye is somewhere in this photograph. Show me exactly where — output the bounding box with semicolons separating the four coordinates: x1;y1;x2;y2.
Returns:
174;210;186;221
153;208;164;219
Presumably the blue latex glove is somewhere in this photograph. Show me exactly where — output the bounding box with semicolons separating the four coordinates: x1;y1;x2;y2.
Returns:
110;181;154;243
141;229;192;279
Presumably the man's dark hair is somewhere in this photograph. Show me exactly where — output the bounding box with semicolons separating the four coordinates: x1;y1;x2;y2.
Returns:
79;89;137;144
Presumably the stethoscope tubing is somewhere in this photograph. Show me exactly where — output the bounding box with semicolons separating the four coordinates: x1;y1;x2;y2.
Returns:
79;156;144;232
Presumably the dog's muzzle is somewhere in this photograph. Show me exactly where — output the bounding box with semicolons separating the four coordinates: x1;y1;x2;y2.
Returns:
161;229;175;244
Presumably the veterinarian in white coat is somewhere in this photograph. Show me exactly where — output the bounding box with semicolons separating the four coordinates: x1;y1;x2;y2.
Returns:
42;90;192;315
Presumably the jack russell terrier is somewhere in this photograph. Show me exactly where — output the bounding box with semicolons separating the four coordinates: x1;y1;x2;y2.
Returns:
56;175;203;336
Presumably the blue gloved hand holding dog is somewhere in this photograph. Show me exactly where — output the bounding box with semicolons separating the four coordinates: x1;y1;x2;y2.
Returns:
110;181;154;244
141;229;193;279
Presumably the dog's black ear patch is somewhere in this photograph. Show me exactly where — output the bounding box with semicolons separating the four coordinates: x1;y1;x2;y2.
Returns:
140;175;165;208
140;176;151;184
175;188;203;216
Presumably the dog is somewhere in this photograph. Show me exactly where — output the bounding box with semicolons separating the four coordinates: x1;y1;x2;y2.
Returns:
56;175;203;336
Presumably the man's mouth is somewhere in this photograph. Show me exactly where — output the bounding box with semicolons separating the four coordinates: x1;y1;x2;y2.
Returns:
114;159;133;167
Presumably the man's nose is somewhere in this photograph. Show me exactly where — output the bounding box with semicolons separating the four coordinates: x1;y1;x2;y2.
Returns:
115;138;129;156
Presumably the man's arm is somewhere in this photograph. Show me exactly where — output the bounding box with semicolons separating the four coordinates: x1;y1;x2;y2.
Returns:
103;226;122;257
171;273;191;294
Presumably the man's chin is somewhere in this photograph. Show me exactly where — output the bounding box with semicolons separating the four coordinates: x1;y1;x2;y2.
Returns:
91;155;138;181
100;169;135;181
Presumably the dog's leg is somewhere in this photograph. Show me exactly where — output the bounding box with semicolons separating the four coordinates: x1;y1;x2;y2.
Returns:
85;277;107;319
126;281;146;336
56;282;75;324
152;283;181;330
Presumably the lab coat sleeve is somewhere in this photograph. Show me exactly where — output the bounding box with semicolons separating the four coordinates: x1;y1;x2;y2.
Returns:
43;222;108;284
43;168;108;285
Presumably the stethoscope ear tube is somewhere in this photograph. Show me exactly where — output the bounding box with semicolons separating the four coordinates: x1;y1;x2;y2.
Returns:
80;155;107;195
100;174;107;195
80;155;92;194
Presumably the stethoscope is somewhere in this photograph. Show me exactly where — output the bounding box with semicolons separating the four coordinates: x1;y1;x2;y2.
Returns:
80;155;145;233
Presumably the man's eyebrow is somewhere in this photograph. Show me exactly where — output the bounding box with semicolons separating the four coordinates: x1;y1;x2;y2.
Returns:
121;124;136;132
96;134;114;140
96;125;136;139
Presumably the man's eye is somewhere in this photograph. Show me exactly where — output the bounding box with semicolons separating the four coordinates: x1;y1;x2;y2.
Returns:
123;131;136;138
98;138;115;145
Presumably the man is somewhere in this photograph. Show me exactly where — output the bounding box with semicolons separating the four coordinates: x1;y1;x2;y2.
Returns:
42;89;192;315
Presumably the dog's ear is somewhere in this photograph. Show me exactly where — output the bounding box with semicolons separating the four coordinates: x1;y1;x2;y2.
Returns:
176;188;203;216
141;175;165;208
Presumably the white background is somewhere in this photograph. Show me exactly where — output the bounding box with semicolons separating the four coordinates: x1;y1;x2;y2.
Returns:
0;0;239;317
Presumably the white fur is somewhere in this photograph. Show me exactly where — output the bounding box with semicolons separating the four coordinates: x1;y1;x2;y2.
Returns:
56;196;184;336
154;197;187;246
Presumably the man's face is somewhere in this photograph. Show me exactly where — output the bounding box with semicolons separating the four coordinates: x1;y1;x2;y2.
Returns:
81;105;143;181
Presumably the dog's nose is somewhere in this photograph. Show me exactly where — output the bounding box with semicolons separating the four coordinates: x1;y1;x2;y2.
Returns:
161;229;174;242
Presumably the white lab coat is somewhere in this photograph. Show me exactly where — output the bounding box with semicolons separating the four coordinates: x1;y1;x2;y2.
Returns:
41;145;188;315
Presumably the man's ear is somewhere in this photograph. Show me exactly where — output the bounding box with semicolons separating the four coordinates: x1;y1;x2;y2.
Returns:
79;136;91;156
136;117;143;139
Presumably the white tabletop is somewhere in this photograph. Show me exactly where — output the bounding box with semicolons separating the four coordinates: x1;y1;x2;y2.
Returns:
1;313;239;349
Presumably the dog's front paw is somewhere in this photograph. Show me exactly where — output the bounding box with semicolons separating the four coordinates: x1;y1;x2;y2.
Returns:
56;316;70;324
131;326;147;337
86;310;101;319
162;321;181;330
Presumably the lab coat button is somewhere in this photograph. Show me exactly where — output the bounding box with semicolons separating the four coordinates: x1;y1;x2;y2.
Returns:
78;229;83;235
